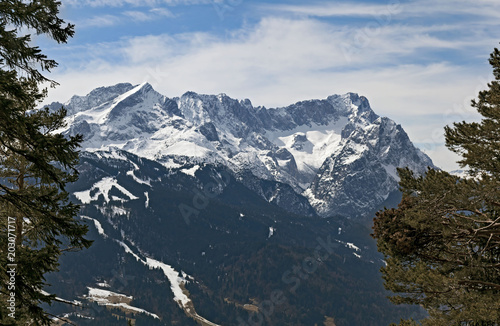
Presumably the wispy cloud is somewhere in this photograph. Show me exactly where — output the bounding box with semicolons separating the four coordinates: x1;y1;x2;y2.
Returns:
123;8;175;21
123;10;155;21
263;0;500;20
76;7;175;27
150;7;176;17
80;14;122;27
262;1;402;18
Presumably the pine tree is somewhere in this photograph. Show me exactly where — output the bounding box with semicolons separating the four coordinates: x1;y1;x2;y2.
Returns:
372;48;500;325
0;1;91;325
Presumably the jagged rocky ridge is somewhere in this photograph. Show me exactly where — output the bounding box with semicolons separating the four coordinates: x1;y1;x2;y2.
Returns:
52;82;434;219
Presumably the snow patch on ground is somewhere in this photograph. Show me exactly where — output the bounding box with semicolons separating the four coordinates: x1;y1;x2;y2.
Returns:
60;312;94;320
40;290;82;306
144;191;150;208
74;177;139;204
180;165;200;177
105;302;160;318
127;170;152;186
116;240;143;262
95;149;129;161
85;287;159;319
346;242;361;251
145;257;190;307
336;239;362;253
87;287;132;303
111;206;129;216
81;216;106;237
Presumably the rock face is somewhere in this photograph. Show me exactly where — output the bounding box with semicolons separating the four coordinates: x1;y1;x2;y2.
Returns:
52;82;434;218
305;116;432;218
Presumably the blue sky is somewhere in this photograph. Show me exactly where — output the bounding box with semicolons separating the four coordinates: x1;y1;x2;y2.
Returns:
39;0;500;171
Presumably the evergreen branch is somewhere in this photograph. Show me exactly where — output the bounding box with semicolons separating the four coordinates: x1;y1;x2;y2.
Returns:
457;280;500;290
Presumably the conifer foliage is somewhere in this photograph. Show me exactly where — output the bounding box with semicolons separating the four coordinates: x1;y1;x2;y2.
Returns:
0;1;91;325
373;48;500;325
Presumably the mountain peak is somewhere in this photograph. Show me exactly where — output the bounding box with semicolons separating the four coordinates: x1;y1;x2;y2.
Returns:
134;81;154;93
180;91;199;98
64;83;136;114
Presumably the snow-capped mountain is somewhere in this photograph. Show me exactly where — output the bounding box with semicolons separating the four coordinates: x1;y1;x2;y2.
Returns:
53;82;433;219
45;83;432;325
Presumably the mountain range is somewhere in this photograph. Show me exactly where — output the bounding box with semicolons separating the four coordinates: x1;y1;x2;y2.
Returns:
44;82;433;325
50;82;433;220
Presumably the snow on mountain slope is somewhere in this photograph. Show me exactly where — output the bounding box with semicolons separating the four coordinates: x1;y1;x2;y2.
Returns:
53;83;434;218
74;176;139;204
